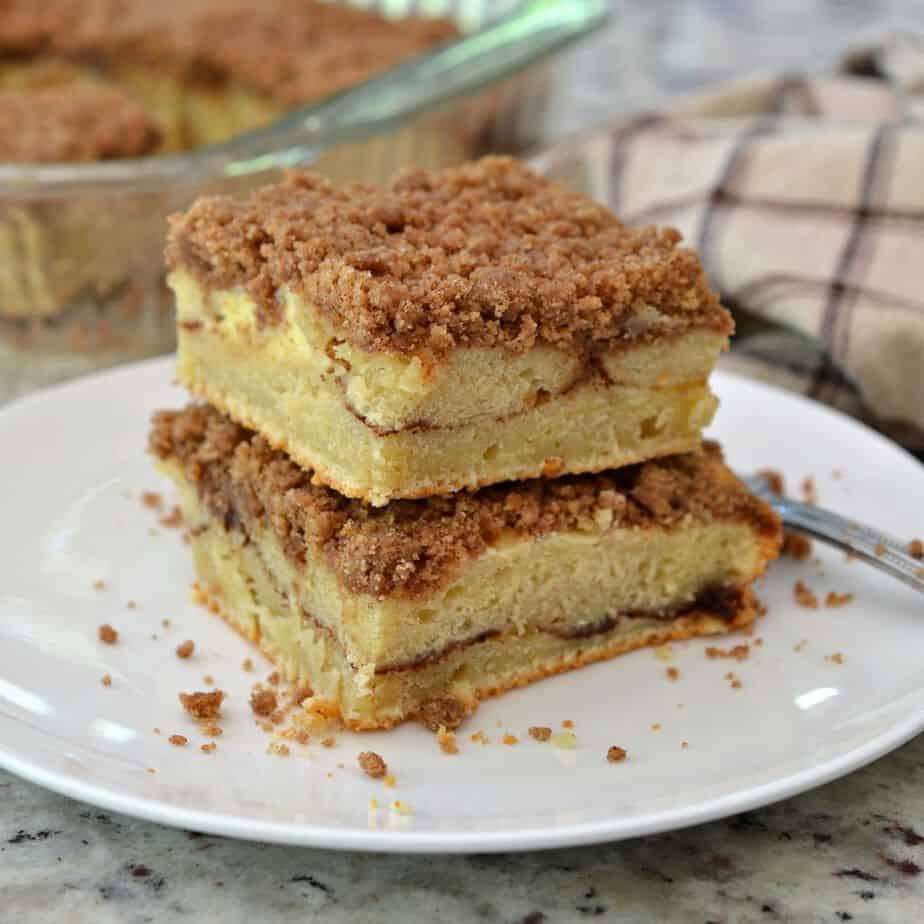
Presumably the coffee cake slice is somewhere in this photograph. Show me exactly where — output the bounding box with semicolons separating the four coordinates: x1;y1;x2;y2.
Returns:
167;157;732;505
150;404;781;730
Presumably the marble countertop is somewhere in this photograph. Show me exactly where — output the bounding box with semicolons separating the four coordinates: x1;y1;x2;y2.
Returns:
4;2;924;921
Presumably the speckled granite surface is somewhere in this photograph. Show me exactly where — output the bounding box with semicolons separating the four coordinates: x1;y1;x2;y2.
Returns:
3;2;924;921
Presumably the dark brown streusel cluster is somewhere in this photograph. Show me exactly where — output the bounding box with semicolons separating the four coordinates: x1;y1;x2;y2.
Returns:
167;157;731;354
150;403;778;599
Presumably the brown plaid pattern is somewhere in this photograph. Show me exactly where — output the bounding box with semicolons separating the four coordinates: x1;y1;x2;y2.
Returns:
532;50;924;451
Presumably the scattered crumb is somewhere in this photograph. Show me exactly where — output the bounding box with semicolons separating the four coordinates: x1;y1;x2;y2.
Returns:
267;742;290;757
260;722;273;733
93;580;107;591
249;688;278;717
101;674;112;687
321;737;336;748
242;658;254;672
416;697;468;732
831;469;843;479
146;768;156;774
150;634;159;641
826;652;845;665
369;798;379;809
162;618;171;629
201;742;217;754
606;745;627;763
159;505;183;528
141;491;162;510
793;580;819;609
203;675;215;686
358;751;388;779
153;728;160;735
754;638;764;647
650;723;662;732
169;734;188;747
562;719;574;729
666;666;680;680
874;542;886;557
98;623;118;644
909;539;923;560
782;531;813;560
148;528;159;537
502;733;518;746
551;732;577;749
917;567;924;579
654;644;673;663
437;726;458;755
337;763;345;769
758;468;784;495
267;671;281;686
800;476;817;504
681;741;689;749
201;724;223;738
825;591;854;608
175;640;195;659
390;800;413;816
705;644;750;661
127;600;137;610
794;639;808;653
725;671;743;689
383;774;396;788
470;731;489;745
528;726;552;742
179;690;225;720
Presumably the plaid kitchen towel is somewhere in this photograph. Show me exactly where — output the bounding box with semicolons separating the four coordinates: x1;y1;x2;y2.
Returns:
532;35;924;451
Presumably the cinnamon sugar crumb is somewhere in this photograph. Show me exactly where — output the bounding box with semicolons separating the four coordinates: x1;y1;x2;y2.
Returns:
93;580;106;591
201;742;217;754
825;591;854;608
666;667;680;680
909;539;923;559
826;652;845;665
98;624;118;644
175;639;195;659
793;580;819;609
179;690;225;720
101;674;112;687
358;751;387;779
782;531;813;560
800;476;817;504
141;491;162;510
758;469;785;495
437;726;458;755
606;746;627;763
528;726;552;742
503;733;518;746
705;644;749;661
267;671;281;686
169;734;188;747
249;688;278;717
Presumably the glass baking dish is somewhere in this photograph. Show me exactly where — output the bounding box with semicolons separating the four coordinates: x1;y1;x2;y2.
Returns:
0;0;607;402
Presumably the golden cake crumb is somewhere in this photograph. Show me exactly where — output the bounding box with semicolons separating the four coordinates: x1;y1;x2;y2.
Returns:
169;734;188;747
162;619;172;629
153;728;161;735
416;697;468;732
127;600;137;610
358;751;388;779
179;690;225;719
681;741;689;749
826;652;845;665
800;476;817;504
98;623;118;644
437;727;458;755
159;506;184;529
874;542;886;557
502;733;518;746
267;671;281;686
725;672;743;689
470;731;489;746
754;637;764;647
654;644;674;662
606;746;627;763
369;798;380;809
321;737;336;748
141;491;163;510
201;742;217;754
562;720;574;729
666;667;680;680
147;768;156;774
175;639;195;659
201;724;223;738
528;726;552;742
267;742;290;757
242;658;254;672
782;531;813;560
705;644;749;661
390;800;413;816
551;732;577;749
101;674;112;687
758;469;785;495
250;688;278;717
203;675;215;686
909;539;923;559
793;580;819;609
650;723;662;732
383;774;396;788
825;591;854;608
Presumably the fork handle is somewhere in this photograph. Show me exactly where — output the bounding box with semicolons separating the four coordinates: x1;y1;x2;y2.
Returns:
774;497;924;594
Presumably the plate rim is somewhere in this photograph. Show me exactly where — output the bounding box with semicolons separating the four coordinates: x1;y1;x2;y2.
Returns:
1;356;922;853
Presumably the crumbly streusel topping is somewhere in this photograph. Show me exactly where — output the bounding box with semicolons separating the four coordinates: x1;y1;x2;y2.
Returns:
150;404;779;598
0;84;161;162
167;157;731;355
0;0;455;105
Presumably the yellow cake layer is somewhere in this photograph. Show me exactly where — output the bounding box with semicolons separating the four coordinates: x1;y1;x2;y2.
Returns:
189;510;764;730
172;273;724;504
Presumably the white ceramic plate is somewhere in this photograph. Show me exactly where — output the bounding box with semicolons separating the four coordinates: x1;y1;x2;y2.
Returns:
0;358;922;853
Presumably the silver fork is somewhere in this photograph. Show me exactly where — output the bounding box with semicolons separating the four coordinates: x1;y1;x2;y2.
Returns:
743;475;924;594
